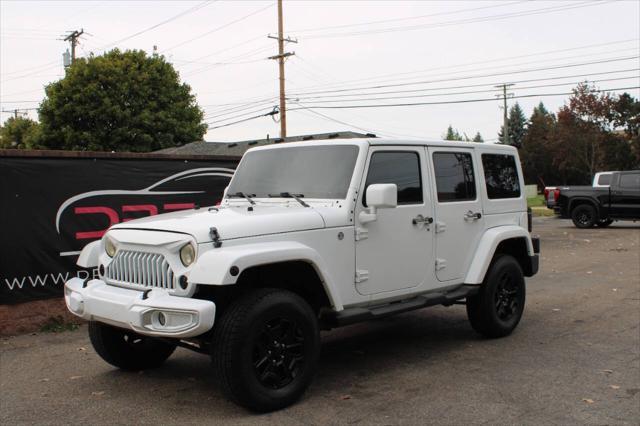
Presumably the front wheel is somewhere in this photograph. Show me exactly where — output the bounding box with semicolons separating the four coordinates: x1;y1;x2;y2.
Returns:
571;204;597;228
88;321;176;371
467;255;526;338
211;289;320;412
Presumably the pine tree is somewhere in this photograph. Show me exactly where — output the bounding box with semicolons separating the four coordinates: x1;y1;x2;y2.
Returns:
498;102;527;147
444;125;464;141
472;132;484;143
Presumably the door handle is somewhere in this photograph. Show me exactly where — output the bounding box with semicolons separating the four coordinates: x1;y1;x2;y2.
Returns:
412;214;434;225
464;210;482;221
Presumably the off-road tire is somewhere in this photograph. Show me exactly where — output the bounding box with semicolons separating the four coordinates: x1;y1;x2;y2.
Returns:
211;288;320;412
571;204;597;228
88;321;176;371
596;218;613;228
466;255;526;338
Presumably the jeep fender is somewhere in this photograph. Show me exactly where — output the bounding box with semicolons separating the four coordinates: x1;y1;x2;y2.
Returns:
77;240;101;268
464;226;533;285
189;241;343;310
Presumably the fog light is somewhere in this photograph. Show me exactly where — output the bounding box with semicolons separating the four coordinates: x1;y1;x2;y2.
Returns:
179;275;188;290
158;312;166;326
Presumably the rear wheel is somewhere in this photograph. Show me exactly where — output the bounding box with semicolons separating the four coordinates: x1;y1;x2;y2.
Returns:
571;204;597;228
88;321;176;371
211;288;320;412
467;255;526;338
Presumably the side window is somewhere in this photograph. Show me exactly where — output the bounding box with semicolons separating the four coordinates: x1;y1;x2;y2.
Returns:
364;151;422;206
481;154;521;199
597;174;612;186
619;173;640;189
433;152;476;202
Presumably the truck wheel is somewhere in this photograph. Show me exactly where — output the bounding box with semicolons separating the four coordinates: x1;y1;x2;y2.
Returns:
596;218;613;228
88;321;176;371
571;204;597;228
466;255;526;338
211;289;320;412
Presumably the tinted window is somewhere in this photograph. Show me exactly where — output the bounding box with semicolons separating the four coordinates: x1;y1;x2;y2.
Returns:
364;151;422;206
481;154;521;199
619;173;640;189
597;174;612;185
433;152;476;202
228;145;359;199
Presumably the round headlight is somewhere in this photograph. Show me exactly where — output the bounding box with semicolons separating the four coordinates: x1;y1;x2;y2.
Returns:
105;236;116;257
180;243;195;266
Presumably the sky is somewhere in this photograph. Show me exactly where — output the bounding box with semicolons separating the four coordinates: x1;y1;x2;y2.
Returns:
1;0;639;143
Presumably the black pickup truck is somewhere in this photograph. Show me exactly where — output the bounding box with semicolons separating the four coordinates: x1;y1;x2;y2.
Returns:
556;170;640;228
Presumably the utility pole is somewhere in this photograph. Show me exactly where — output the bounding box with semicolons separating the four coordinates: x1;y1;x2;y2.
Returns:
268;0;296;138
495;83;514;144
63;29;84;64
2;108;29;119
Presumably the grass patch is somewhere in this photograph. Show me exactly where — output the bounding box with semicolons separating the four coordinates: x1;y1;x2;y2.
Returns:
40;316;80;333
527;194;545;208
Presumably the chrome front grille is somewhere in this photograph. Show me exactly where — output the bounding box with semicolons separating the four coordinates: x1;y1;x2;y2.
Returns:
105;250;175;290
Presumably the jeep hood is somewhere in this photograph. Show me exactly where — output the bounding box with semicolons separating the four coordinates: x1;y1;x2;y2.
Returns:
110;205;326;243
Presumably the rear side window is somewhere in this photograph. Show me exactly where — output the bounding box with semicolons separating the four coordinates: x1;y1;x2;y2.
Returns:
364;151;423;206
433;152;476;202
481;154;521;199
597;174;612;185
619;173;640;189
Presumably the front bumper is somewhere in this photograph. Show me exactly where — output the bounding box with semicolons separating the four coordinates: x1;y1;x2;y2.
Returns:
64;278;215;338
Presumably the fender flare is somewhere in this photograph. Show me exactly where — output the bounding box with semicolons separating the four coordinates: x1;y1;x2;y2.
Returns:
189;241;343;310
77;240;102;268
464;226;533;285
568;197;599;216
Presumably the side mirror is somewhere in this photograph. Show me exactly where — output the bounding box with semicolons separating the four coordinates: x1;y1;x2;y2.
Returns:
359;184;397;224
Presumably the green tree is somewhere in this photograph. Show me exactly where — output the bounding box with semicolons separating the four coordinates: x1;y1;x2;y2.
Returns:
38;49;206;152
444;125;464;141
499;102;527;147
519;102;558;187
0;116;41;149
472;132;484;142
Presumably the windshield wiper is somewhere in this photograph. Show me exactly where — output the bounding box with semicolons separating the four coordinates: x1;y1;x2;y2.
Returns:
268;192;309;208
227;191;255;205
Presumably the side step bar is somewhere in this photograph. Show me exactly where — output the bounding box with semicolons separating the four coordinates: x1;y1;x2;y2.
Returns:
321;285;479;328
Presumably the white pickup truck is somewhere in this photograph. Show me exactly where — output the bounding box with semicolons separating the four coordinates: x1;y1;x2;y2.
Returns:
65;138;540;412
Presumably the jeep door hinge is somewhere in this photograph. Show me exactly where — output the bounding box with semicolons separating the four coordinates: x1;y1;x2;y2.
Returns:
435;258;447;270
355;269;369;283
435;221;447;233
355;227;369;241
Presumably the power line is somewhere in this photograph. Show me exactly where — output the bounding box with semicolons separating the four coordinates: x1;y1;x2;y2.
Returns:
289;76;640;104
289;56;640;96
290;69;640;101
288;86;640;111
207;107;279;130
280;38;639;95
161;3;274;52
301;1;611;39
95;0;215;51
289;0;527;33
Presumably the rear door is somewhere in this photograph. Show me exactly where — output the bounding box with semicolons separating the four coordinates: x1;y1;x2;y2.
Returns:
611;172;640;218
428;147;484;282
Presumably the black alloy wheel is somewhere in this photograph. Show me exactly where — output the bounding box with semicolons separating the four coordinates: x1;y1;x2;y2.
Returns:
571;204;597;228
212;288;320;412
253;317;305;389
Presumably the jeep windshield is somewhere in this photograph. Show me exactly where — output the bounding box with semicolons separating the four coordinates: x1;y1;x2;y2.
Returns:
227;145;360;199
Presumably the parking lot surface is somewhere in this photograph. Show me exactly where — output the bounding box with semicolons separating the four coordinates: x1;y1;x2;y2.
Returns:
1;218;639;425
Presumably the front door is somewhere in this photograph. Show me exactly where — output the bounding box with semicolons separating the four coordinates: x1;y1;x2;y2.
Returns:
428;147;485;282
354;148;433;296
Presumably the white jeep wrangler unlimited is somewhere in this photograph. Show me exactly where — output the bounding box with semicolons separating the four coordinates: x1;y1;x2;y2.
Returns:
65;139;540;412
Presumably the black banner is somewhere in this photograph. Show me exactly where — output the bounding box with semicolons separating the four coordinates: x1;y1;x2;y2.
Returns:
0;153;238;305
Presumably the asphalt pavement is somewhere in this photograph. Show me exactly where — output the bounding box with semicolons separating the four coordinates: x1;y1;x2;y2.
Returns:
1;217;639;425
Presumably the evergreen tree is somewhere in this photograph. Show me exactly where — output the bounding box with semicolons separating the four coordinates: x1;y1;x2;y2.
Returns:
472;132;484;142
498;102;527;147
444;125;464;141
